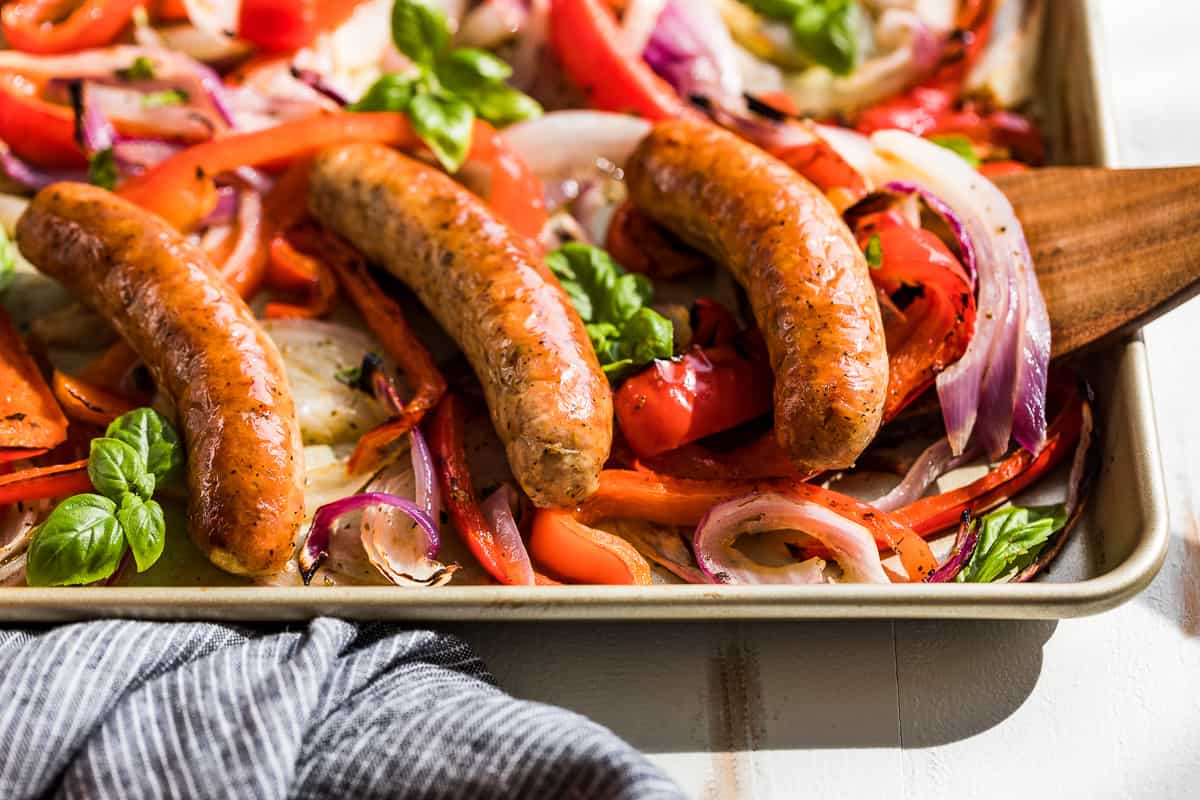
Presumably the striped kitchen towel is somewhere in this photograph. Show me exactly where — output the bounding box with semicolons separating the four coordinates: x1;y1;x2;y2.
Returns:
0;618;683;799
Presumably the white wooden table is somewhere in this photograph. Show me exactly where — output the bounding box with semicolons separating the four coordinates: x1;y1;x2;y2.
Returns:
456;3;1200;796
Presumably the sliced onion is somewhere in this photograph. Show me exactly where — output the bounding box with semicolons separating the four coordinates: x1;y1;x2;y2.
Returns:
501;111;651;180
181;0;239;35
694;492;891;584
965;0;1045;108
150;23;255;67
290;67;350;106
200;186;239;226
508;0;550;92
780;9;939;115
73;83;117;155
480;483;536;586
0;149;85;191
813;124;887;187
232;165;274;194
607;519;707;584
87;82;220;142
112;139;183;172
925;512;980;583
262;319;392;445
300;492;439;583
882;180;978;287
643;0;743;103
360;431;457;587
0;503;38;564
869;129;1049;457
622;0;668;57
870;437;980;512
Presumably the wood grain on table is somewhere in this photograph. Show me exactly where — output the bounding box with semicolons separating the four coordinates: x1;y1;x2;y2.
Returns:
455;2;1200;797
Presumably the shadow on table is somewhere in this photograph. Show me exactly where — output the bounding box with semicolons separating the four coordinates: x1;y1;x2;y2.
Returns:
444;618;1055;753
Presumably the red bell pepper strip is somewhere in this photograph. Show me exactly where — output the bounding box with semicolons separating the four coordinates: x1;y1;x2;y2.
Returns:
1;0;140;55
529;509;653;585
262;229;339;319
0;448;47;465
79;340;139;392
427;394;534;585
631;430;807;481
604;201;712;280
0;459;91;506
0;309;68;451
893;387;1083;535
153;0;190;21
119;114;546;239
857;223;976;422
615;344;774;459
51;370;138;428
238;0;365;53
0;72;86;168
549;0;689;121
283;222;446;473
689;298;740;349
576;469;937;581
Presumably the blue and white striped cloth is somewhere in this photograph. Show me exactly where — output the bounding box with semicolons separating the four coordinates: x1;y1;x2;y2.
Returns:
0;618;682;799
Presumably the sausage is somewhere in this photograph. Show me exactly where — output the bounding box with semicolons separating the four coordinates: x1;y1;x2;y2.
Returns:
16;183;304;576
624;120;887;471
308;143;612;507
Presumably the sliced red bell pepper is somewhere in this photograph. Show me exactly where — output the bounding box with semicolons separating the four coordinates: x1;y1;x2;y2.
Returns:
529;509;653;585
119;114;546;240
1;0;140;55
427;394;534;586
604;201;712;280
855;219;976;422
262;229;339;320
549;0;689;121
893;386;1083;535
0;459;91;506
51;370;138;428
238;0;365;53
614;344;774;459
768;129;870;201
0;448;47;465
575;469;937;581
0;309;68;451
153;0;190;21
631;430;807;481
689;298;740;349
0;72;85;168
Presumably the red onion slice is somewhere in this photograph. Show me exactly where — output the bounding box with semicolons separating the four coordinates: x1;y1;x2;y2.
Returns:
694;492;890;585
200;186;239;226
112;138;183;172
216;189;262;278
871;438;980;512
289;66;350;107
869;130;1049;458
621;0;668;57
643;0;743;103
925;512;980;583
300;492;439;584
0;149;86;190
882;180;978;287
480;483;536;586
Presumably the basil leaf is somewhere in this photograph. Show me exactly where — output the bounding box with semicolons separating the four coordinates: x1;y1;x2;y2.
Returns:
865;233;882;268
408;92;475;172
105;408;184;486
439;48;513;84
88;437;152;500
547;243;673;381
741;0;806;18
349;72;419;112
956;504;1068;583
116;55;156;81
391;0;449;68
26;494;126;586
929;134;982;168
791;0;861;76
117;495;166;573
88;148;118;191
459;82;542;127
141;88;189;108
0;227;15;294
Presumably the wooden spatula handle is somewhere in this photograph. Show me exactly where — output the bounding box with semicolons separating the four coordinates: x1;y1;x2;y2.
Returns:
994;166;1200;357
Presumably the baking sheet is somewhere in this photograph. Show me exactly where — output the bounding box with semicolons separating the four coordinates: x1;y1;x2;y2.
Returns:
0;0;1168;620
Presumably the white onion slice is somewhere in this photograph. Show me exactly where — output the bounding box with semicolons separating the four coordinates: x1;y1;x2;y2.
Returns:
263;319;392;446
479;484;536;586
694;492;890;585
501;111;651;179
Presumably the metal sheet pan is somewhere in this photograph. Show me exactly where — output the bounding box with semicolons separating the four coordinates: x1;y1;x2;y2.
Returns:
0;0;1168;620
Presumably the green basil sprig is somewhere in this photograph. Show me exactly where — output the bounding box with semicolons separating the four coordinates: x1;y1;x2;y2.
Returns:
348;0;542;171
547;243;674;382
26;408;184;587
955;504;1068;583
742;0;863;76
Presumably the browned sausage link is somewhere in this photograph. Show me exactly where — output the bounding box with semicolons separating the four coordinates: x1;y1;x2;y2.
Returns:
624;120;888;471
308;143;612;507
17;183;304;576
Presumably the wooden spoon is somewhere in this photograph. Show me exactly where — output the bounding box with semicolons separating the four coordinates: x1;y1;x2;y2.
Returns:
992;166;1200;357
